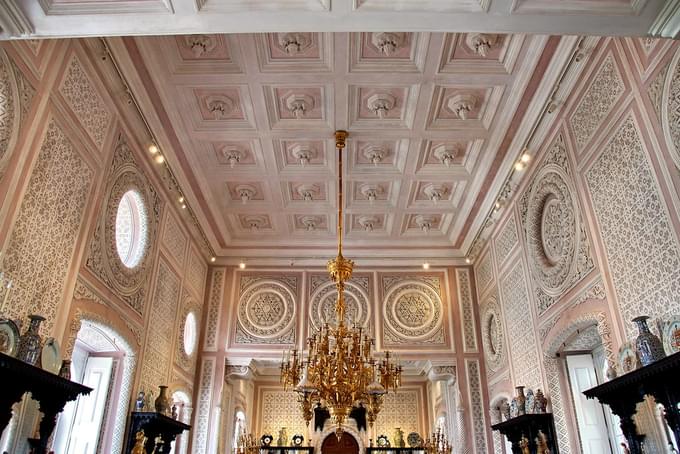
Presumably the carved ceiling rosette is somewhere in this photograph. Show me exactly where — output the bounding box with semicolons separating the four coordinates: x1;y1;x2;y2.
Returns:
308;275;371;333
235;278;296;345
0;48;20;180
524;165;580;297
86;137;161;314
480;297;505;373
382;278;444;344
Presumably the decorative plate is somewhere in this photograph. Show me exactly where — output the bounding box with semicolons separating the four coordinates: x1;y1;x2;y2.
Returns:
407;432;421;448
42;337;61;374
618;341;639;374
377;435;390;447
0;319;19;357
662;317;680;355
261;434;273;446
292;434;304;446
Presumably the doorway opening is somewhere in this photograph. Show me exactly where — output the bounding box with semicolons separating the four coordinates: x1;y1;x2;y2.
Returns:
169;390;192;454
53;320;132;454
561;324;615;454
321;433;359;454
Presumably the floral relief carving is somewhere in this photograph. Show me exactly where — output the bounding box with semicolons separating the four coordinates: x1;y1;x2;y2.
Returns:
475;251;494;296
309;274;371;332
466;359;488;454
662;50;680;169
494;215;518;266
648;61;669;122
86;136;161;315
185;249;208;299
586;114;680;337
2;121;93;334
500;262;541;390
519;135;594;314
140;259;180;394
204;268;224;351
194;357;215;454
162;211;188;267
456;269;477;352
58;55;112;150
0;48;20;181
570;54;624;151
481;296;505;375
382;276;445;345
235;276;297;345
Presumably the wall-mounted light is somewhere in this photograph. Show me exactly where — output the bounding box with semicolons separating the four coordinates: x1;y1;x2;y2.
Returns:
422;262;430;270
239;261;246;270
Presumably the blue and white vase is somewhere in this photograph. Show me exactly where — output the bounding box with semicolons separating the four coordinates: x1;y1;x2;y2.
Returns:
633;316;665;366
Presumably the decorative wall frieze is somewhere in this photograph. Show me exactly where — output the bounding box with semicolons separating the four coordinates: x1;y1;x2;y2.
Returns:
204;268;225;351
85;134;161;315
466;359;488;454
456;268;478;352
480;295;505;375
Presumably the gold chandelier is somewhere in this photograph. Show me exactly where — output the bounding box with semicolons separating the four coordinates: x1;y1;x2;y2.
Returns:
280;130;402;438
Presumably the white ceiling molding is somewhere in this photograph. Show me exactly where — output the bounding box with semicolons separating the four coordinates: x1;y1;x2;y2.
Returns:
0;1;33;39
7;0;670;39
648;0;680;38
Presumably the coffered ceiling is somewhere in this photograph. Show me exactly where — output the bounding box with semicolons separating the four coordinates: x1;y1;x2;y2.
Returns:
114;32;562;262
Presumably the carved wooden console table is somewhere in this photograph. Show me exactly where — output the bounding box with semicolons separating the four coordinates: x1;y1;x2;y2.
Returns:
583;351;680;454
0;352;92;454
491;413;559;454
124;411;191;453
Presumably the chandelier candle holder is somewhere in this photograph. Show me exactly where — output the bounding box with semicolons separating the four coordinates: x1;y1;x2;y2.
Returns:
280;131;403;439
424;427;452;454
234;431;259;454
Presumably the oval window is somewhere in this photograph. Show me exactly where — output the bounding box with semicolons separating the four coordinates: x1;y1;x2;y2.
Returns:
115;190;148;268
183;312;197;356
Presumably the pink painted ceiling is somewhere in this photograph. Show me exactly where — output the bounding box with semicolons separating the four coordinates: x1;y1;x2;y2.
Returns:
130;32;550;260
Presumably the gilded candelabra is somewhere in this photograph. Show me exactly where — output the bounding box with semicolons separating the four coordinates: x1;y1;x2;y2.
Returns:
280;131;403;438
234;432;259;454
424;427;452;454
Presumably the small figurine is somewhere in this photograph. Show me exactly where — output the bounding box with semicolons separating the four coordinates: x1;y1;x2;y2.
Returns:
500;400;511;420
536;430;550;454
171;404;178;420
145;391;154;412
534;389;548;414
519;436;530;454
131;430;147;454
151;435;163;454
135;391;145;411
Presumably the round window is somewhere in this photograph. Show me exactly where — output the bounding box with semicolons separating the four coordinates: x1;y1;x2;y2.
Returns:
115;190;148;268
183;312;197;356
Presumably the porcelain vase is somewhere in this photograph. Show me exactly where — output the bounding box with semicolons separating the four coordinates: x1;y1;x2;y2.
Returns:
515;386;526;416
154;385;171;415
16;314;45;366
633;316;665;366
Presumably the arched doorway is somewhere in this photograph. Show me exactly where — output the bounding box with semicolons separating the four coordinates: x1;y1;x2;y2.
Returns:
321;433;359;454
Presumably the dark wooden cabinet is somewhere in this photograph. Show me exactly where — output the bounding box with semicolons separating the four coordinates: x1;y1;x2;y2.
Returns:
583;351;680;454
0;352;92;454
124;411;191;453
491;413;559;454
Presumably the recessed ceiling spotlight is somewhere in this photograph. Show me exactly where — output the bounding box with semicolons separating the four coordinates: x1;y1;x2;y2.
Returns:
422;262;430;270
154;154;165;164
210;256;216;263
239;261;246;270
521;152;531;163
514;161;525;171
178;196;185;203
148;143;159;154
465;257;472;264
181;203;187;209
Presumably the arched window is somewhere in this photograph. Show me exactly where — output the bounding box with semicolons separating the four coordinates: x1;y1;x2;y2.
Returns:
115;190;148;268
233;410;246;449
183;312;197;356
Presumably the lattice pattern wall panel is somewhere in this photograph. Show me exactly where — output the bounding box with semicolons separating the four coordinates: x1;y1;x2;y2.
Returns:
204;268;225;351
258;389;307;437
2;120;93;334
569;52;625;153
494;214;518;267
193;357;216;454
140;258;181;393
499;262;541;390
374;388;423;439
162;210;188;267
185;247;208;299
465;359;487;454
585;114;680;337
474;250;494;296
58;54;112;150
456;268;478;353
